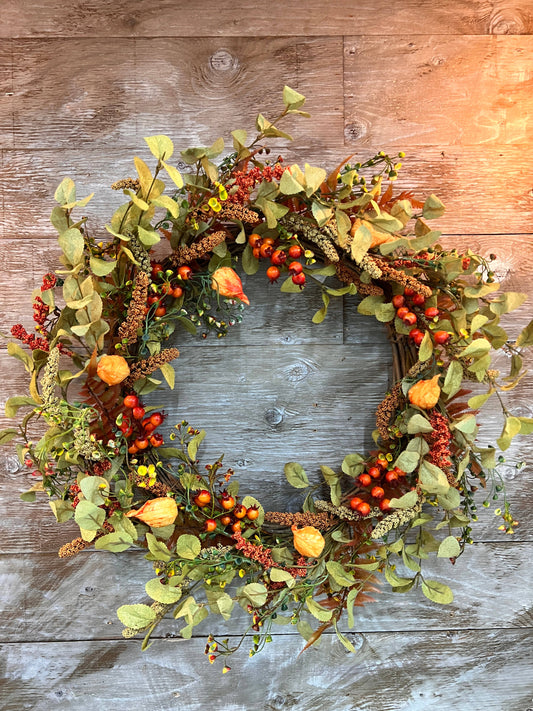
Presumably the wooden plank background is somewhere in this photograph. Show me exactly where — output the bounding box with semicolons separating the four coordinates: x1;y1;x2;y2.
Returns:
1;2;532;709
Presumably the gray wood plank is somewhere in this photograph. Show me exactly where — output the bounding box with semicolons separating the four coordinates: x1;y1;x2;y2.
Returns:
3;146;533;235
3;0;533;38
1;542;531;643
1;631;532;711
344;35;533;146
1;37;343;150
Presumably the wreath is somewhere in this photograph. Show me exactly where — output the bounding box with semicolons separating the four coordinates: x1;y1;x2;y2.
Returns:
4;87;532;671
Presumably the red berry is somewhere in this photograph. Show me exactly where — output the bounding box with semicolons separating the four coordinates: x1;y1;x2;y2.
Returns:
205;519;217;532
221;495;235;510
220;514;232;526
151;262;163;278
171;285;184;298
248;234;262;249
385;470;399;483
434;330;450;345
412;293;426;306
292;273;306;287
134;437;149;450
380;498;392;512
132;406;145;420
409;328;425;346
368;467;381;479
403;286;416;297
349;496;363;510
288;261;303;275
288;245;304;259
142;421;156;433
266;266;281;283
195;490;211;507
393;466;406;477
147;294;160;305
178;265;193;280
150;413;164;427
149;433;164;447
403;312;417;326
371;486;385;500
252;247;261;259
396;306;409;320
424;306;440;319
270;249;287;266
233;504;247;519
154;306;167;317
231;521;242;533
128;444;139;454
462;257;471;270
356;501;371;516
358;473;372;487
259;242;274;259
392;294;405;308
246;506;260;521
123;394;139;409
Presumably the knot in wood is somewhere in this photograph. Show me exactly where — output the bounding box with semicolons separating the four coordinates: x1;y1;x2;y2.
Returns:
209;49;238;72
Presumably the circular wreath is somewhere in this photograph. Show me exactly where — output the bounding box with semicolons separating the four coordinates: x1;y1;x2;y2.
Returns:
5;87;532;671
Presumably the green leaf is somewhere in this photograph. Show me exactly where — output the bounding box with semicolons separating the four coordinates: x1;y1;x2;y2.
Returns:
517;417;533;435
283;85;306;109
145;578;182;604
442;360;463;398
389;490;419;509
515;318;533;347
421;579;454;604
176;534;201;560
74;499;106;531
242;242;260;275
350;223;372;263
463;282;499;298
320;464;341;506
79;476;109;505
117;603;157;629
270;568;295;588
342;453;365;477
407;414;434;434
137;225;161;247
94;531;134;552
489;292;527;316
206;589;234;620
151;195;179;218
311;200;333;227
242;583;268;608
418;330;433;362
58;228;84;265
384;566;413;588
497;416;522;451
49;499;74;523
90;256;116;276
0;428;18;445
145;532;172;561
241;495;265;527
187;430;205;461
422;194;445;220
304;164;326;195
162;161;184;188
284;462;310;488
393;450;420;474
54;178;76;206
460;338;491;358
375;302;396;323
437;536;461;558
468;392;493;409
419;460;450;495
159;363;175;390
453;414;477;436
437;487;461;510
326;561;355;587
7;342;34;372
145;134;174;160
357;294;385;316
280;275;303;293
306;597;333;621
279;169;304;195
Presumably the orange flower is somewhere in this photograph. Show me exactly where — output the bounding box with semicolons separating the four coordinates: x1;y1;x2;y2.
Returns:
96;355;130;385
125;497;178;527
292;525;325;558
211;267;250;305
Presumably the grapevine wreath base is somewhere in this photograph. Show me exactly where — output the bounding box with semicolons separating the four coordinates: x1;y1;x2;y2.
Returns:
4;88;533;670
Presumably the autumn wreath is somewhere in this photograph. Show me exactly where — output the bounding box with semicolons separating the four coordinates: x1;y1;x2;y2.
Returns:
4;87;532;670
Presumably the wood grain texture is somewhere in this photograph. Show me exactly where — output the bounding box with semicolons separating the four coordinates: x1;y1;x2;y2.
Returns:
0;37;342;150
3;146;533;236
1;631;532;711
344;35;533;146
3;0;533;38
1;542;531;642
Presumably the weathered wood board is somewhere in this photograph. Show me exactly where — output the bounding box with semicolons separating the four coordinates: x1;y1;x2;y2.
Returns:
1;1;532;709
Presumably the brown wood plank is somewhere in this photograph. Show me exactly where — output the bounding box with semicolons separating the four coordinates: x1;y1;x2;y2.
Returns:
345;35;533;147
3;146;533;236
2;37;342;150
3;1;533;38
1;542;531;642
1;630;532;711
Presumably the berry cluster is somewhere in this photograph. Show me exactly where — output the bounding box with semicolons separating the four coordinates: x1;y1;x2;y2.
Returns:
391;287;450;347
226;162;285;204
193;487;260;536
349;455;408;515
248;234;307;288
119;394;166;454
